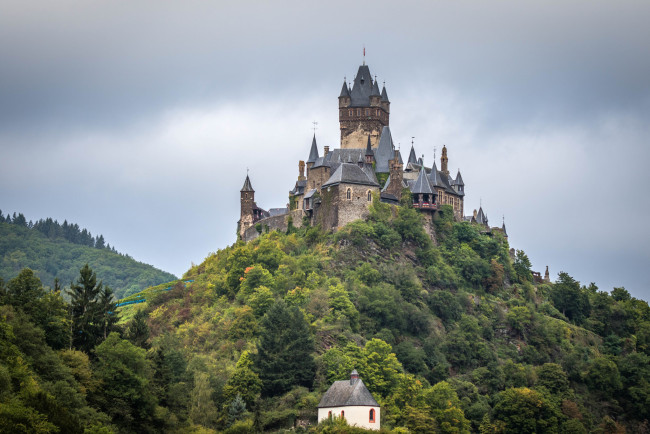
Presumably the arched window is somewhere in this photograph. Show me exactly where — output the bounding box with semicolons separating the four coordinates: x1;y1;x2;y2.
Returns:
369;408;376;423
367;190;372;201
365;109;370;116
328;411;332;419
346;188;351;200
349;109;353;116
341;410;345;419
357;109;361;116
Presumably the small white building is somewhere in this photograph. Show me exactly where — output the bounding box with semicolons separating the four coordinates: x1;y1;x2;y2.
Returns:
317;370;380;430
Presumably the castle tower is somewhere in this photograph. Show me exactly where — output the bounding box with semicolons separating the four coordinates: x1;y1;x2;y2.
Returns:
385;149;404;200
441;145;449;176
298;160;306;181
306;134;319;171
339;64;390;149
239;174;255;239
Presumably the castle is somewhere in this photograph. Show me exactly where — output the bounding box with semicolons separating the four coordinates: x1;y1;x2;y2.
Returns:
238;60;505;242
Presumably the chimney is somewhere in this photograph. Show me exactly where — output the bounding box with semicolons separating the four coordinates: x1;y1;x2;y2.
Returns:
350;369;359;385
298;160;305;181
324;146;330;157
473;209;477;219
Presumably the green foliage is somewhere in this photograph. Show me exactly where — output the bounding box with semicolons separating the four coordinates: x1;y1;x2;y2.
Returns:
256;300;315;396
222;351;262;408
0;221;176;299
492;387;561;433
551;272;591;324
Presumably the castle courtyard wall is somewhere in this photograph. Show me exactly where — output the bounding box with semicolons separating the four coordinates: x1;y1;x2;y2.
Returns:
242;209;304;242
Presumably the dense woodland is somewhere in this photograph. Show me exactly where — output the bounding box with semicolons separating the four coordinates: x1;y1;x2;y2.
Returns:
0;211;176;298
1;198;649;433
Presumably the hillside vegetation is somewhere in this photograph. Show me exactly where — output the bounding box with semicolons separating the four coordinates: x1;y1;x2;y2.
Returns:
0;220;176;298
1;200;649;433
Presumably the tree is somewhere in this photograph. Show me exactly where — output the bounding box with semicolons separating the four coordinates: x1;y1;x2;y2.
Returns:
492;387;560;433
97;285;117;340
550;272;590;324
513;250;533;283
222;351;262;408
127;309;150;349
92;332;156;432
67;264;104;352
256;300;315;396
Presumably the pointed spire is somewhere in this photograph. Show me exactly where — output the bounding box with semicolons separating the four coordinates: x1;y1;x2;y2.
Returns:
371;78;381;96
381;84;389;102
408;145;417;164
347;152;353;163
240;174;254;192
339;78;350;98
455;169;465;186
502;216;508;237
428;161;443;187
411;165;433;194
307;134;319;164
365;135;374;156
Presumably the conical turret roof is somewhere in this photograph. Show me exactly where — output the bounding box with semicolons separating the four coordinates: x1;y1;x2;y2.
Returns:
307;134;319;164
381;85;389;102
349;64;373;106
241;174;254;192
411;166;433;194
455;169;465;186
408;145;418;164
371;79;381;96
339;79;350;98
365;135;374;156
428;162;443;187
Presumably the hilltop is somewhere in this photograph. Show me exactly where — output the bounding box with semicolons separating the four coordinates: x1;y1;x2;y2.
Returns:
0;218;176;298
111;201;648;432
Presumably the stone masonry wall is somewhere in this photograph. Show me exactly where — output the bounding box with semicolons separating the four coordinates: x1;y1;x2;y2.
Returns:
336;183;379;229
242;209;305;242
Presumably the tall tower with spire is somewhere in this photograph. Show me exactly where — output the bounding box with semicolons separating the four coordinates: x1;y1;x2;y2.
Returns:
239;174;255;239
441;145;449;176
338;63;390;149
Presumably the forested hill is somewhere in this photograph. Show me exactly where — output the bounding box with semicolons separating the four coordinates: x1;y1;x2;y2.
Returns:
0;220;176;298
1;201;649;433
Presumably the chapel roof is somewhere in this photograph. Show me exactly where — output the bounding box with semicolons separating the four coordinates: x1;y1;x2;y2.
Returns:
318;375;379;408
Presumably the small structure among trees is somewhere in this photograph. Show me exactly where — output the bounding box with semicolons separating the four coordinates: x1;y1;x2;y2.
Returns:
317;370;380;430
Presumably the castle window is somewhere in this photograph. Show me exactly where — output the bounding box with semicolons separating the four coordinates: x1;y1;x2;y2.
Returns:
365;109;370;116
328;411;332;419
341;410;345;419
346;188;351;200
376;109;380;116
357;109;361;116
367;190;372;201
369;409;375;423
349;109;353;116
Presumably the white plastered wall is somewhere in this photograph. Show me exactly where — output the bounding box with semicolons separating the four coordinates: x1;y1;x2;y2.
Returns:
317;406;380;430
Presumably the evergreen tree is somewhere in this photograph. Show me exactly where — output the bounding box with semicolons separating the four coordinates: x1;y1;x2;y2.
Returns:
98;285;118;340
127;309;150;349
67;264;103;352
256;300;315;396
95;234;106;249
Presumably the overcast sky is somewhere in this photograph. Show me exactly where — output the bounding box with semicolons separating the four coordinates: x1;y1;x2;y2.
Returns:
1;1;649;300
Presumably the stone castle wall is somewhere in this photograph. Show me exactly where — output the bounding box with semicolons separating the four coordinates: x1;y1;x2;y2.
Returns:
315;183;379;230
242;209;305;242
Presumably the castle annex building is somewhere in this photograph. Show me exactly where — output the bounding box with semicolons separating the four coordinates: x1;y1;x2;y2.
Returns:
238;60;503;242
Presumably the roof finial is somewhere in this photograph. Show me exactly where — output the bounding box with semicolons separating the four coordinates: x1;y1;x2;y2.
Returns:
246;167;249;175
502;214;505;224
434;146;437;161
411;136;415;147
363;45;366;65
312;120;318;135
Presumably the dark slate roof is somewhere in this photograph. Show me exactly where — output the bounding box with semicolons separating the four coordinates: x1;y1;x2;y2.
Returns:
381;174;391;192
304;189;317;199
289;179;307;195
502;222;508;237
476;207;487;225
371;79;381;97
322;163;379;188
455;170;465;186
408;145;418;164
380;192;399;205
318;378;379;408
241;175;254;192
365;135;374;156
307;135;319;164
438;172;458;194
375;126;395;173
268;208;288;217
381;85;389;102
349;65;373;107
339;80;350;98
397;150;403;164
411;166;433;194
428;162;443;187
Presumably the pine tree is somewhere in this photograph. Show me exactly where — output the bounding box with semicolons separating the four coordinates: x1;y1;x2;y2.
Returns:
67;264;103;352
256;300;315;396
127;309;150;349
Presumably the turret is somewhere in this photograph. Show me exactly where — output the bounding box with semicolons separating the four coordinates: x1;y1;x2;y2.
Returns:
339;64;390;148
408;144;418;165
365;135;374;164
306;134;319;170
239;174;255;238
454;169;465;195
441;145;449;176
381;84;390;114
338;79;350;108
298;160;305;181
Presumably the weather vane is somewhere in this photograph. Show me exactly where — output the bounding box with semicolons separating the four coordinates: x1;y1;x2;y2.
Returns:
363;45;366;65
434;146;437;160
312;121;318;134
411;136;415;146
